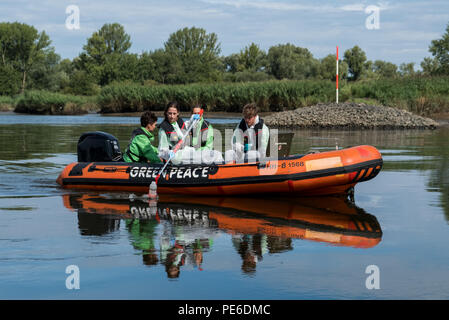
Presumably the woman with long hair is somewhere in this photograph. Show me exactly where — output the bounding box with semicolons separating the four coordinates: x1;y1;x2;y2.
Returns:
158;101;186;153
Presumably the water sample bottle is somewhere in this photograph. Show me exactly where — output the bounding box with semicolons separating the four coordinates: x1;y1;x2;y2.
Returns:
148;199;158;217
148;181;158;200
244;136;250;152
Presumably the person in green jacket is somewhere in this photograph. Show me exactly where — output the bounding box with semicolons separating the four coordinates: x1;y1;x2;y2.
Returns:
125;219;159;266
123;111;162;163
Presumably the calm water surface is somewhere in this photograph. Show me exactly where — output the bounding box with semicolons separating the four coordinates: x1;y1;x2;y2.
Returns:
0;113;448;299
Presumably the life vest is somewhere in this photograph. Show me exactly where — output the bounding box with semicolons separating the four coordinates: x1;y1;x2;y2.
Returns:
125;128;153;162
190;119;211;148
159;118;186;149
237;118;264;151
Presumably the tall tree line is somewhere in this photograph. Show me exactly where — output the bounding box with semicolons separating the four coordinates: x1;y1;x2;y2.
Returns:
1;21;449;96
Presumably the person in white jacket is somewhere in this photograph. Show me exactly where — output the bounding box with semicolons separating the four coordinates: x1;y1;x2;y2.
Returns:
229;103;270;162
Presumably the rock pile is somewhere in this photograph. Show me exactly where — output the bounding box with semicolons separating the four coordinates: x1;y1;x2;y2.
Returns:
264;102;439;129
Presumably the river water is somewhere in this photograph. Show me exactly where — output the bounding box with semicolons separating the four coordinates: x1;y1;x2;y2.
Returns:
0;113;448;299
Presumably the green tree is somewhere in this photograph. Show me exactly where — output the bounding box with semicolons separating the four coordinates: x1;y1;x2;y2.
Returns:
164;27;222;83
59;58;74;76
421;57;440;75
343;45;367;81
372;60;398;78
65;70;99;96
0;22;51;92
319;54;348;81
428;22;449;75
266;43;319;80
224;43;267;73
223;53;242;73
399;62;415;77
57;58;74;91
99;53;141;85
362;60;372;79
0;64;21;95
84;23;131;58
238;43;266;72
0;23;13;65
146;49;183;84
77;23;132;85
134;52;156;83
28;49;68;91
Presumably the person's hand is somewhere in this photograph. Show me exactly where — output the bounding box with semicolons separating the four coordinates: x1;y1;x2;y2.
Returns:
159;149;171;160
234;142;244;153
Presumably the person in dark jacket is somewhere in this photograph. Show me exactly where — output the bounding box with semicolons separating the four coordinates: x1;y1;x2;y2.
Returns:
231;103;270;160
158;101;186;152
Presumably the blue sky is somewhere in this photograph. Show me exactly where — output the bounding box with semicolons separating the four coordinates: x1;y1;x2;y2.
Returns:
1;0;448;68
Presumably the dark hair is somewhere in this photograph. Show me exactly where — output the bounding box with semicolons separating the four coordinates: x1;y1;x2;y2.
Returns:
242;103;258;119
164;101;180;122
140;111;157;127
191;103;207;112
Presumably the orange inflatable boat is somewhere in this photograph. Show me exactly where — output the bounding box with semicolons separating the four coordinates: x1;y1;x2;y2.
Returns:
57;144;382;196
63;193;382;248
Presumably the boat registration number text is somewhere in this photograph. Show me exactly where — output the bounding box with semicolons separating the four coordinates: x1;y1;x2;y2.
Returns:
259;161;304;169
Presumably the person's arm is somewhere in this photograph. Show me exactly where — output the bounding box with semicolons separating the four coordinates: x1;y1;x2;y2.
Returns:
158;128;170;152
183;120;193;148
232;125;244;153
199;124;214;151
135;135;162;164
259;124;270;157
123;137;139;162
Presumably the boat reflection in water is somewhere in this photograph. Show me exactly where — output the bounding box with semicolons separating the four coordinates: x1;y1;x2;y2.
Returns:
63;193;382;278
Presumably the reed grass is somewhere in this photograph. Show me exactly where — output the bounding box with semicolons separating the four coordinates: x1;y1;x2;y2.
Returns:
5;76;449;117
14;91;99;115
98;80;336;113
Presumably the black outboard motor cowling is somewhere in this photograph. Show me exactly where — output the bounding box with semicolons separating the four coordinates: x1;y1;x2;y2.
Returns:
77;131;122;162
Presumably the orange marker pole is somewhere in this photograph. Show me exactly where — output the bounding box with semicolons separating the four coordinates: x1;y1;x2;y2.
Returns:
336;46;339;104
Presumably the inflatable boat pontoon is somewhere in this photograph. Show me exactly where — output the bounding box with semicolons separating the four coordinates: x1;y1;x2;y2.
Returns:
57;132;382;196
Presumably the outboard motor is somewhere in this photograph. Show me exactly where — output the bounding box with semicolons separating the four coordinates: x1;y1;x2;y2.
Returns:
77;131;123;162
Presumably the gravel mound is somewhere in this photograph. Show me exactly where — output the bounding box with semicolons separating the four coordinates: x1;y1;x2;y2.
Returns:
264;102;439;129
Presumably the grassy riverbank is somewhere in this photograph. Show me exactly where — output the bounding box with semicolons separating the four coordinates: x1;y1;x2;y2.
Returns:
2;76;449;117
6;91;99;115
344;77;449;117
0;96;15;112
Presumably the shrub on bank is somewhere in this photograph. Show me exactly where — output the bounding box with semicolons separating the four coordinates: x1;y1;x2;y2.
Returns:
0;96;15;111
14;90;98;115
349;76;449;116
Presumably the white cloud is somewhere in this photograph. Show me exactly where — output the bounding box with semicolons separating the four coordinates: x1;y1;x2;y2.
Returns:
201;0;393;13
200;0;336;12
341;2;391;11
340;3;366;12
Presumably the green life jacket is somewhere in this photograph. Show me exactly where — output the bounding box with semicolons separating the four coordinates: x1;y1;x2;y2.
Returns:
190;119;211;149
